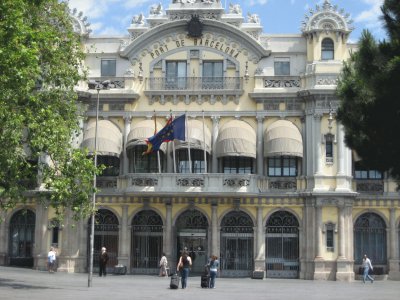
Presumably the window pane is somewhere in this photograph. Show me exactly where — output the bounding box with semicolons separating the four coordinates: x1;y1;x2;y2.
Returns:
321;38;334;60
101;59;116;76
130;145;159;173
326;141;333;157
274;61;290;76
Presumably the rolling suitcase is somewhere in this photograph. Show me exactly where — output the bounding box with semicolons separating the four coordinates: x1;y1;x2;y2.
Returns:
170;273;179;289
201;274;210;288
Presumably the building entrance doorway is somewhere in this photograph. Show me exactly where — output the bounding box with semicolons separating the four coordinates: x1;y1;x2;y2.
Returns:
175;209;208;275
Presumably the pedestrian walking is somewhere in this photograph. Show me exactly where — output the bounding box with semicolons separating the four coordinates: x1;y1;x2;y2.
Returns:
159;252;168;277
47;247;56;273
177;248;192;289
362;254;374;283
207;255;219;288
99;247;109;277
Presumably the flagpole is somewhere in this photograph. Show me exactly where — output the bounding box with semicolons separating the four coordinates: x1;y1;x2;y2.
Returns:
202;110;207;173
170;111;177;173
154;110;161;173
186;112;192;173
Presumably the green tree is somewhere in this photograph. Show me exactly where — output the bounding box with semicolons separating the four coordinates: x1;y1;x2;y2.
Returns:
0;0;98;221
336;0;400;182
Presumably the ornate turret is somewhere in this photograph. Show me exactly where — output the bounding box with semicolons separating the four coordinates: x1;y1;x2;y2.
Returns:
301;0;353;40
69;8;92;37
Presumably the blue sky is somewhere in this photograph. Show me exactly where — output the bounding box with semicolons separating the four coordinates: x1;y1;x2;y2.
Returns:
67;0;387;43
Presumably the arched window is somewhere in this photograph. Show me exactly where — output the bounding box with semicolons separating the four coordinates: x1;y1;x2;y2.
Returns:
321;38;334;60
354;213;387;264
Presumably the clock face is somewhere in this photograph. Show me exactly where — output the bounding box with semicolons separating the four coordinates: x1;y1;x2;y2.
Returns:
187;16;203;38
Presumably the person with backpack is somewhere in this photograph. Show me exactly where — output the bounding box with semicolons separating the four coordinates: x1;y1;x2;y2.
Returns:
207;255;219;288
177;249;192;289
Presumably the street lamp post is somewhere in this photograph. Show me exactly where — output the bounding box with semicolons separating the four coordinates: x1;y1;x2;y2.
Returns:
87;80;109;288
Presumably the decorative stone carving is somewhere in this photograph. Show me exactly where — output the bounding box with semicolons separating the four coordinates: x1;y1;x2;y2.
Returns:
176;178;205;187
131;178;158;186
223;178;250;187
247;13;260;24
265;79;300;88
229;3;242;14
149;3;163;15
132;13;146;25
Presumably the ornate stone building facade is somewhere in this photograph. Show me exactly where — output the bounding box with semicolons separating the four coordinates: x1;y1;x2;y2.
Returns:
1;0;399;281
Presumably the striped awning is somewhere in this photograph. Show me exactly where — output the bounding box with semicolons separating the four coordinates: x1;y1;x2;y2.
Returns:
81;120;122;157
216;120;256;158
126;119;167;153
175;119;212;153
264;120;303;157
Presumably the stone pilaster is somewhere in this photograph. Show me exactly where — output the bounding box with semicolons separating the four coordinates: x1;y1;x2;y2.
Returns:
211;115;220;173
256;116;264;176
389;208;400;279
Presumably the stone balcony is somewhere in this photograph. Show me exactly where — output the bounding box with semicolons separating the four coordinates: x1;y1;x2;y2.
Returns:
107;173;302;196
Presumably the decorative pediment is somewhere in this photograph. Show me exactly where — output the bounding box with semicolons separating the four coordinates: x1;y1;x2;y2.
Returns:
69;8;91;37
301;0;353;36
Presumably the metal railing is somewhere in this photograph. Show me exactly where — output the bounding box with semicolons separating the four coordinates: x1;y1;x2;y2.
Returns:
147;77;242;91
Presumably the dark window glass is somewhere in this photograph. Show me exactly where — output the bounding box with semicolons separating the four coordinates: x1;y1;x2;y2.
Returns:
203;61;223;88
268;156;297;177
354;162;382;179
129;145;162;173
97;156;120;176
274;61;290;76
101;59;116;76
321;38;334;60
166;61;187;89
326;141;333;158
222;156;253;174
177;149;207;173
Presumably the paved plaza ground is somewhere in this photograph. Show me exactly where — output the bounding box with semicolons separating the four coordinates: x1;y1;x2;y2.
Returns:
0;266;399;300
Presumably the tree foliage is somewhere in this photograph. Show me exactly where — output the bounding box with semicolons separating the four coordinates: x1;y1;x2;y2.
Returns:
336;0;400;182
0;0;98;221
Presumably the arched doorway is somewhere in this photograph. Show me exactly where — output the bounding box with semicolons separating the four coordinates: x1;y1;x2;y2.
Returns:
265;210;299;278
220;211;254;277
8;209;35;267
131;210;163;274
87;209;119;272
175;209;208;274
354;212;387;266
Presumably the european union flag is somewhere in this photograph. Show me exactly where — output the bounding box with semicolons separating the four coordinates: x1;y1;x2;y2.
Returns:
143;114;186;154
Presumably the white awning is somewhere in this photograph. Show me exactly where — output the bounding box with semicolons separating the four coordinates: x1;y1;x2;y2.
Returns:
126;120;167;153
81;120;123;157
264;120;303;157
216;120;256;158
175;119;212;153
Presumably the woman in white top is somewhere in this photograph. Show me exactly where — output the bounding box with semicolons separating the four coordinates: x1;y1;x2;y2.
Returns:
159;253;168;276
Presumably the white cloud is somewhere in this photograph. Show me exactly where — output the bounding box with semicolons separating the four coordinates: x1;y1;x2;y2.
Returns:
354;0;385;38
98;26;125;36
123;0;155;9
249;0;268;6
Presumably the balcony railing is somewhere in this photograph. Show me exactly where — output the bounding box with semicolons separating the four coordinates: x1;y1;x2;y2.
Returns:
115;173;303;195
146;77;243;91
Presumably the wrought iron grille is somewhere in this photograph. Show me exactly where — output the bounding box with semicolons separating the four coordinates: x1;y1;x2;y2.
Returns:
8;209;35;267
176;209;208;229
131;210;163;273
265;211;299;278
87;209;119;270
220;211;254;276
354;213;387;264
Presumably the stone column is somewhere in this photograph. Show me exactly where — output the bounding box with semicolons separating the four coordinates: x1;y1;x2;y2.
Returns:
314;114;322;176
253;206;265;277
76;217;87;273
314;202;327;280
256;116;264;176
118;205;129;267
301;117;307;176
211;116;220;173
336;201;354;281
34;204;48;270
389;208;400;279
300;199;315;280
315;204;323;258
123;117;131;175
211;203;218;256
336;124;351;192
337;209;344;259
0;210;7;264
165;201;173;263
